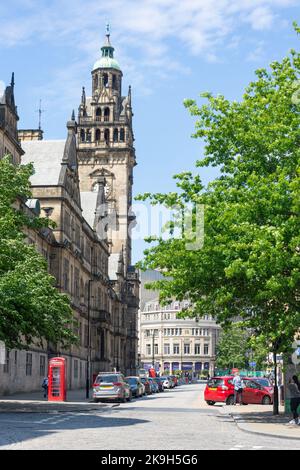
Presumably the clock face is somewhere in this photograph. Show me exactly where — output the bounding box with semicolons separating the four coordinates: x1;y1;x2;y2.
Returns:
93;181;112;199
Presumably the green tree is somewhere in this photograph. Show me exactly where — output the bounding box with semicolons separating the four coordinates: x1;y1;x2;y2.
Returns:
137;28;300;414
215;324;268;371
0;156;77;350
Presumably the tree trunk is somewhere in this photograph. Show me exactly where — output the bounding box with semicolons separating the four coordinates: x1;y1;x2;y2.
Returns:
273;351;279;415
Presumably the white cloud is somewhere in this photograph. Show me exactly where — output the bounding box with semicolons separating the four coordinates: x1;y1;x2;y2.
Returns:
0;0;297;113
0;81;5;96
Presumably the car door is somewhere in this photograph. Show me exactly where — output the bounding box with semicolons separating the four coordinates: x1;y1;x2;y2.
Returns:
241;380;253;404
244;380;262;404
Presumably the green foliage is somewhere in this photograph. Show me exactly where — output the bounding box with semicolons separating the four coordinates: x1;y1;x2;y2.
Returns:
137;35;300;358
216;324;268;370
0;157;77;349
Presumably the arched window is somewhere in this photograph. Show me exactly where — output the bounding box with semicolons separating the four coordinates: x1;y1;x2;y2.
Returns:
80;129;85;142
96;108;101;121
120;128;125;142
112;75;117;90
104;107;110;122
86;129;91;143
104;129;110;145
113;128;118;143
103;73;108;87
94;74;98;89
95;129;101;142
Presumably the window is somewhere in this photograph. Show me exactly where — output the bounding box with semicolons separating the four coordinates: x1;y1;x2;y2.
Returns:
195;344;201;355
26;353;32;376
63;258;69;292
95;129;101;141
204;344;209;355
3;350;10;373
103;74;108;87
96;108;101;121
74;360;78;379
80;129;85;142
94;75;98;89
120;128;125;142
146;344;151;356
104;129;110;145
86;129;91;142
173;344;180;354
40;356;46;376
104;107;110;122
113;128;118;143
164;344;170;355
112;75;117;90
154;344;158;355
184;344;190;355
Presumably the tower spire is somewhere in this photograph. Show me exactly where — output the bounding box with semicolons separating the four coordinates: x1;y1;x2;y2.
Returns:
101;23;114;58
11;72;15;89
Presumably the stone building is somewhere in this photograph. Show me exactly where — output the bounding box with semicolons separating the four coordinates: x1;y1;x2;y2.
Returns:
0;73;23;164
139;270;221;376
0;30;139;395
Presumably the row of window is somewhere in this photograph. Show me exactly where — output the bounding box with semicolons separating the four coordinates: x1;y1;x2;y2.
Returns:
145;343;210;356
80;128;126;144
3;351;46;377
144;328;210;337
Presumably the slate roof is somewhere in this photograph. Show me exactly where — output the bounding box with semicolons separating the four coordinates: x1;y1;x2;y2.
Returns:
21;140;66;186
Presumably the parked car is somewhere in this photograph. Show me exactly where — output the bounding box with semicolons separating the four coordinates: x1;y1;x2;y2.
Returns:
153;377;164;392
93;372;132;403
168;376;176;388
140;377;152;395
160;376;172;389
138;368;148;379
125;376;144;398
204;376;274;406
250;377;274;395
241;378;273;405
169;375;178;387
148;377;159;393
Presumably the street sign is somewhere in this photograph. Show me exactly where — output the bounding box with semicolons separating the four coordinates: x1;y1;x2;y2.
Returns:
249;361;256;368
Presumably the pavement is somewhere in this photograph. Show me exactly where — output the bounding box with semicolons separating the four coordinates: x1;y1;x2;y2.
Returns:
0;388;113;413
220;403;300;440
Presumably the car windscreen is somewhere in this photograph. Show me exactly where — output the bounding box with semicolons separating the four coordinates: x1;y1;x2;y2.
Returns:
254;378;270;387
127;378;137;384
207;379;224;388
95;375;119;384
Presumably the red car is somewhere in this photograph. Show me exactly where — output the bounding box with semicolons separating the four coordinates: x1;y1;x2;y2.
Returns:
204;376;273;406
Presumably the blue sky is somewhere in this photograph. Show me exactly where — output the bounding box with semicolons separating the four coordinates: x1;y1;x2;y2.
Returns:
1;0;300;262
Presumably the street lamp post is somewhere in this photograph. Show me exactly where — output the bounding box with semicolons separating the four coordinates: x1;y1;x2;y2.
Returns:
86;279;93;399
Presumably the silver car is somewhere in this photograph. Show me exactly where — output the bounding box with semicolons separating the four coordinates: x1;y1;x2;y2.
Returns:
93;373;131;403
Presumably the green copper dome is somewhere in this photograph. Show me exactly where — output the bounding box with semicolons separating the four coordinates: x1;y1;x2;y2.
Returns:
93;26;121;71
93;56;121;71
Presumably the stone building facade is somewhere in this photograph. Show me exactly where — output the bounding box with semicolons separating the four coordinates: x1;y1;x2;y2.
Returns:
0;30;139;395
140;298;221;377
0;74;23;164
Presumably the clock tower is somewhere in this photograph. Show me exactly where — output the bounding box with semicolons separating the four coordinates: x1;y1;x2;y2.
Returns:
77;26;136;271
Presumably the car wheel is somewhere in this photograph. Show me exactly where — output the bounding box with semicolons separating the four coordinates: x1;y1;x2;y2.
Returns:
120;395;126;403
206;400;215;406
226;395;235;406
262;395;271;405
94;399;100;403
127;392;132;402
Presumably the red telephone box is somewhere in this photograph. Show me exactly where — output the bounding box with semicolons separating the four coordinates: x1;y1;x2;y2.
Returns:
48;357;67;402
